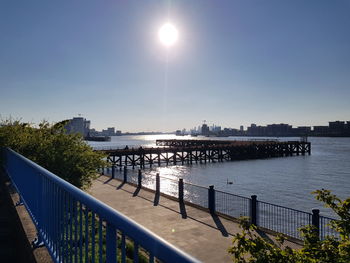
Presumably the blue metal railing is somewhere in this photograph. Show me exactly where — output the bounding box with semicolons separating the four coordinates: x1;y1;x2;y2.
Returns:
2;148;199;263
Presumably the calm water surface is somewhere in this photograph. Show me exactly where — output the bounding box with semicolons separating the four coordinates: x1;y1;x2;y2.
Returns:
88;135;350;217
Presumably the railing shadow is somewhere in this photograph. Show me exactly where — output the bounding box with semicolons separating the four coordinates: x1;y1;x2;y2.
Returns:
256;229;275;245
97;175;235;236
133;187;141;197
116;182;125;189
153;192;160;206
179;201;187;219
210;213;229;237
103;177;113;184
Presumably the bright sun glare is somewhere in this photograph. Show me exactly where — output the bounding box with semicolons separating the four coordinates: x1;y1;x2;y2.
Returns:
158;23;178;47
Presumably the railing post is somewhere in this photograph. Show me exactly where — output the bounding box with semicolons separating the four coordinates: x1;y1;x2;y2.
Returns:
208;185;215;214
156;173;160;194
106;223;116;263
112;165;115;179
178;179;184;203
312;209;320;238
123;166;127;183
138;169;142;188
250;195;257;225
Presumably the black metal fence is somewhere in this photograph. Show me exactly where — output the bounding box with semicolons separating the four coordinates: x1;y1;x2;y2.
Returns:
257;201;312;239
183;182;209;208
100;167;338;241
215;190;250;219
320;215;340;240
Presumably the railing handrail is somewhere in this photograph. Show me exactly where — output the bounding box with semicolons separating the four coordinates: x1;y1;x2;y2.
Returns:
182;181;209;190
258;200;313;215
320;215;339;221
215;189;251;201
4;148;199;263
158;175;179;183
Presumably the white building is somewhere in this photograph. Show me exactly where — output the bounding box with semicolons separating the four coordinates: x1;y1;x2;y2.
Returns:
65;117;90;137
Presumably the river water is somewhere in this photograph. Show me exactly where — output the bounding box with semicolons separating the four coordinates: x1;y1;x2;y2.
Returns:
88;135;350;217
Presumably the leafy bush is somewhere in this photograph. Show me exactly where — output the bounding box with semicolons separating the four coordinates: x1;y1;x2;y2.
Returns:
228;189;350;263
0;119;106;189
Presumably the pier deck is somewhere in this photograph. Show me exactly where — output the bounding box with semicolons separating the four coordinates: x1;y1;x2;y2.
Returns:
99;140;311;169
155;139;278;147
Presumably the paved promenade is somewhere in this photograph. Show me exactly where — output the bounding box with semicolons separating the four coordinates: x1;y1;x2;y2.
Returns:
89;176;299;262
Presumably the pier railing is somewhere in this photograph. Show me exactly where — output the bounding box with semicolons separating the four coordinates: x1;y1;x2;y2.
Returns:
109;167;339;241
1;148;198;263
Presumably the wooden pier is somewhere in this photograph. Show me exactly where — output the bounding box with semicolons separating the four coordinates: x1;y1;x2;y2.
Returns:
99;140;311;169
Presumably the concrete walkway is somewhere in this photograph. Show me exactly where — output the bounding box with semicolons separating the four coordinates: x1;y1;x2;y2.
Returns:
89;176;299;262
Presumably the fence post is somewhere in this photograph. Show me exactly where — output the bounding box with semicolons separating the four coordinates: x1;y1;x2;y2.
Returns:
123;166;127;183
112;165;115;179
208;185;215;214
250;195;257;225
178;179;184;203
312;209;320;238
138;169;142;188
156;173;160;194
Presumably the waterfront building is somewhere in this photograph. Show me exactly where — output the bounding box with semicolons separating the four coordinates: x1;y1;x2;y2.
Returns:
101;127;116;136
293;126;312;136
65;117;90;137
329;121;346;136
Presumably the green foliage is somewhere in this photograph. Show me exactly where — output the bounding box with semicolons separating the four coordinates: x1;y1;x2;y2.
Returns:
228;190;350;263
63;206;148;262
0;119;106;189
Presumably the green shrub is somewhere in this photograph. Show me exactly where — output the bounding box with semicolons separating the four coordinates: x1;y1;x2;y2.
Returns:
0;119;106;189
228;189;350;263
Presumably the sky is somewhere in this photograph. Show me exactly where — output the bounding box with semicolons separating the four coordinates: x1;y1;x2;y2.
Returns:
1;1;349;132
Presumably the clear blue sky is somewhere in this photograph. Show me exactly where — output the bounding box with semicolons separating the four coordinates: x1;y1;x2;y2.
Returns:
1;1;349;132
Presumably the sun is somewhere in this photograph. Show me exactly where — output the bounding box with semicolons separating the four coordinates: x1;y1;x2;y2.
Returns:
158;23;178;47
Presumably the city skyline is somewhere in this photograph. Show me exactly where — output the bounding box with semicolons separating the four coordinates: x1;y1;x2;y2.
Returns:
66;116;350;136
1;1;350;132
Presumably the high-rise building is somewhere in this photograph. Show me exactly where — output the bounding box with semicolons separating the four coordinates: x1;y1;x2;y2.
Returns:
201;124;210;136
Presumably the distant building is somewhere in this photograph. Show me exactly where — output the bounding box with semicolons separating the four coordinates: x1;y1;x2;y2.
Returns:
201;124;210;136
89;128;98;136
329;121;345;136
220;128;239;136
212;126;221;133
101;127;116;136
293;126;311;136
266;124;292;136
313;126;329;136
65;117;90;137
